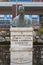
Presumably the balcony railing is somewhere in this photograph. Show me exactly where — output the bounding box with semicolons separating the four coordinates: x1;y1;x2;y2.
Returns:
0;0;43;2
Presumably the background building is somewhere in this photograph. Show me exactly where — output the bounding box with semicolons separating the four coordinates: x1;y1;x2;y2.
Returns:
32;15;39;30
0;0;8;2
32;0;43;2
0;2;43;65
40;16;43;27
0;2;43;28
0;0;43;2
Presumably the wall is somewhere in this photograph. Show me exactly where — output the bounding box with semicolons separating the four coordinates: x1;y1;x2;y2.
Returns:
32;0;43;2
0;0;8;2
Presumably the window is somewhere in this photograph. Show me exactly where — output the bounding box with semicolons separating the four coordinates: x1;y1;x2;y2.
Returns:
32;0;43;2
0;14;12;28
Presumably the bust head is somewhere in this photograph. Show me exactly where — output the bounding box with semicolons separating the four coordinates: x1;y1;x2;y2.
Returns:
18;5;24;15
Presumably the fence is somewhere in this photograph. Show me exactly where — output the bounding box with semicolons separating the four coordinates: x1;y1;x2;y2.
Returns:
0;45;43;65
0;45;10;65
33;45;43;65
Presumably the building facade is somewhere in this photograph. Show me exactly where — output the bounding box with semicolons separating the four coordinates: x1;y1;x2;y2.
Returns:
0;0;8;2
0;0;43;2
32;0;43;2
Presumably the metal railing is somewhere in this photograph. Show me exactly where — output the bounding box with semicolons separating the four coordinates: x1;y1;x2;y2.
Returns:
0;45;10;65
0;45;43;65
33;45;43;65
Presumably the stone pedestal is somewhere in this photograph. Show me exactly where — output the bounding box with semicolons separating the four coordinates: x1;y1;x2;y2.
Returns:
10;27;33;65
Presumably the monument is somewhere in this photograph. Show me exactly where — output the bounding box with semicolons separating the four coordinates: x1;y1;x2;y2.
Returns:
10;6;33;65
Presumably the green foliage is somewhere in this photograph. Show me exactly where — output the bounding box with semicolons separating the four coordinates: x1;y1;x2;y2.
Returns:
38;28;43;34
0;41;10;45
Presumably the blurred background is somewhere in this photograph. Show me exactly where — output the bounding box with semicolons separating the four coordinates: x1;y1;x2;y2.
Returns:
0;0;43;65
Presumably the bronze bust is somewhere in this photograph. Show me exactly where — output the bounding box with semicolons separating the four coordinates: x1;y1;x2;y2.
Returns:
12;6;31;27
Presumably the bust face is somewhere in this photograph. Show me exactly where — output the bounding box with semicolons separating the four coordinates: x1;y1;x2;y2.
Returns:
19;6;24;14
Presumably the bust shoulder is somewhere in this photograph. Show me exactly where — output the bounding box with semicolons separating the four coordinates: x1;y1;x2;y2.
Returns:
24;15;29;20
13;15;19;21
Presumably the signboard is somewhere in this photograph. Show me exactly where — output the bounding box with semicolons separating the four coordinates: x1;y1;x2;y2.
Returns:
10;27;33;65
